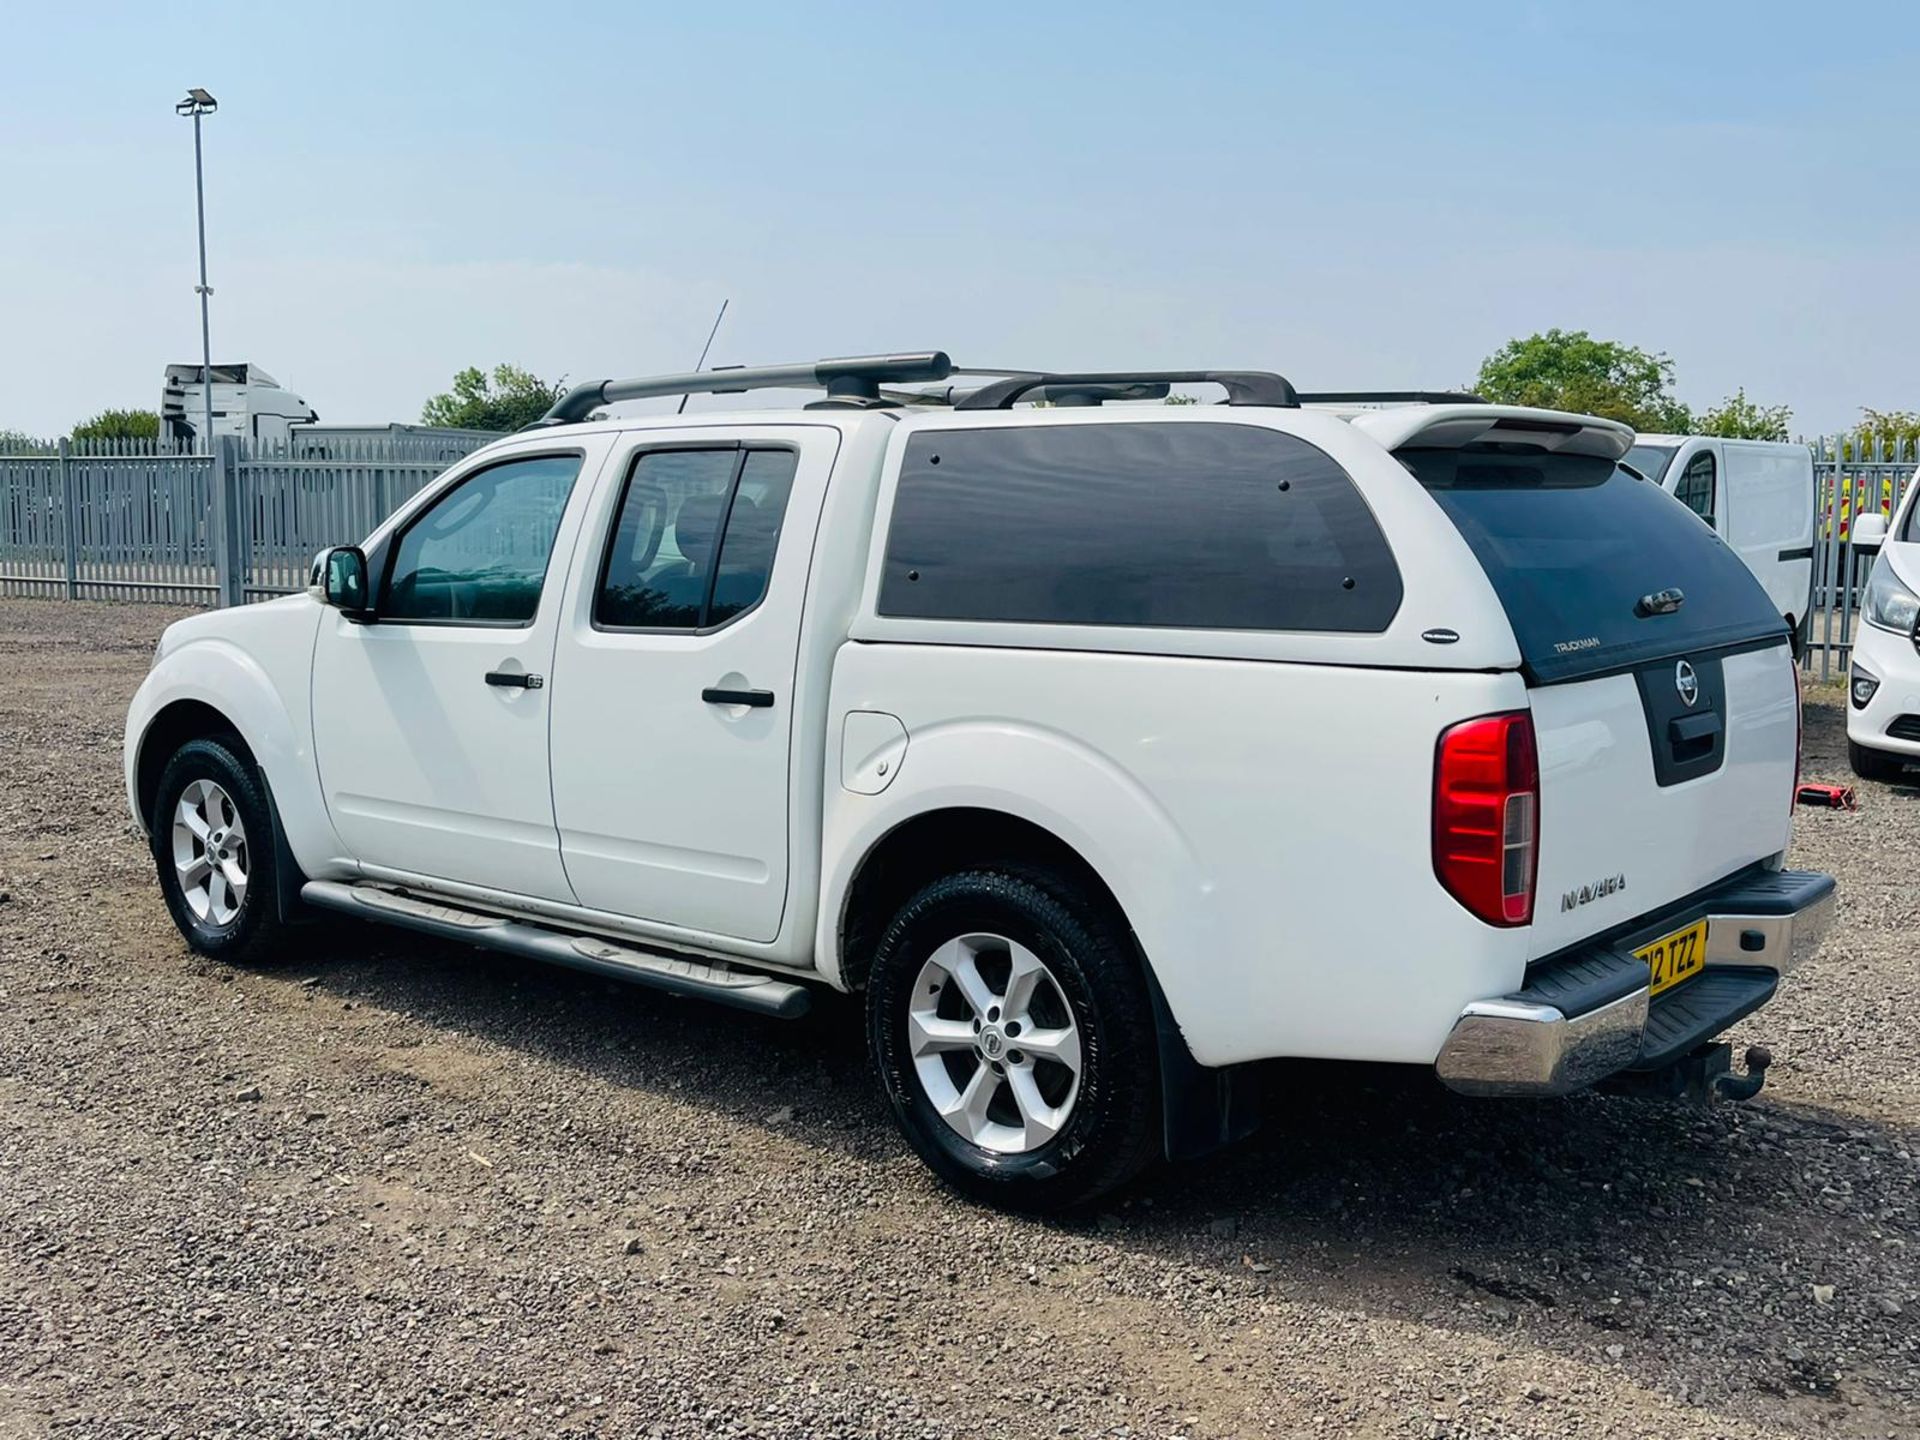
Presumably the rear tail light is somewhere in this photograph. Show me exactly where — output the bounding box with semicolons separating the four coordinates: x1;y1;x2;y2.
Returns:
1434;711;1540;927
1791;659;1804;815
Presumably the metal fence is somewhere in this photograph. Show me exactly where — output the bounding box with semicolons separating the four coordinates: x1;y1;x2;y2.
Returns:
1808;435;1914;683
0;430;1911;683
0;434;494;606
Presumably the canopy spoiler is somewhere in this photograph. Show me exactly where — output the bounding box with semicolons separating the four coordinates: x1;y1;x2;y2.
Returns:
1347;405;1636;462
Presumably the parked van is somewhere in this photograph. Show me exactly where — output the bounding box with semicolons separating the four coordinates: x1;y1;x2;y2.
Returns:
1624;437;1815;653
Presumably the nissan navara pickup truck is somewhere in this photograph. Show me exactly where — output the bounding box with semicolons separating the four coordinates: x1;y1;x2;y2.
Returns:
126;353;1837;1209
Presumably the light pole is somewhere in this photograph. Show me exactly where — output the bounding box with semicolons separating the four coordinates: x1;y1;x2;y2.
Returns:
175;88;218;452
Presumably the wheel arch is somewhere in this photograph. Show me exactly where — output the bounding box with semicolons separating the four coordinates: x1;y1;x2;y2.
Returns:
832;803;1260;1162
836;807;1130;995
133;698;256;835
126;634;341;896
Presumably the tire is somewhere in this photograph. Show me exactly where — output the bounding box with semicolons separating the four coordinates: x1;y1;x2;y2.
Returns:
1850;739;1913;784
866;866;1161;1211
150;737;289;965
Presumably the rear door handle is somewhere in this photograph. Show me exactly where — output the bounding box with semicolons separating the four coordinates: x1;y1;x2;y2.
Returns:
702;687;775;708
485;670;544;689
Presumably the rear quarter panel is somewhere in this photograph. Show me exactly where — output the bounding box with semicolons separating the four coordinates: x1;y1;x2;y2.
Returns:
822;642;1532;1068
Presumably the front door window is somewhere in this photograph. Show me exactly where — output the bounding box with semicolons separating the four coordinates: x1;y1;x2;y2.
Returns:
384;454;581;624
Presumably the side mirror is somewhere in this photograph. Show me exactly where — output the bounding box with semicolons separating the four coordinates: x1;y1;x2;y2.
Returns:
1852;512;1889;551
309;545;373;618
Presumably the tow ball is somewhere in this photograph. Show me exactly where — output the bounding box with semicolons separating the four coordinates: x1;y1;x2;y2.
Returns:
1712;1043;1773;1101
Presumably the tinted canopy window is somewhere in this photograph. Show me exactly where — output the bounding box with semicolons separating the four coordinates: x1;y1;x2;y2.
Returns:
1402;445;1785;683
879;422;1402;633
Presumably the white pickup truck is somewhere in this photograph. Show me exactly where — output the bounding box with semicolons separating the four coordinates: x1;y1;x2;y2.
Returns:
125;353;1837;1209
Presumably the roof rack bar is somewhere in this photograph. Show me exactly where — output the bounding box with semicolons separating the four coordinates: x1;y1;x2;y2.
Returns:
1296;390;1487;405
541;351;954;424
882;379;1170;408
955;370;1297;411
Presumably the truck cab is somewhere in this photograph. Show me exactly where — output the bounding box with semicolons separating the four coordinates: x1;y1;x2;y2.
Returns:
161;362;318;447
125;354;1837;1209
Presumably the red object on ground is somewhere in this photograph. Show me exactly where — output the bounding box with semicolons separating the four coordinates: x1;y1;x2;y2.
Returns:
1795;783;1857;811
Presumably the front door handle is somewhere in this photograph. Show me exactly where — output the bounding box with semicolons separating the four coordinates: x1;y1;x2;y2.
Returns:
702;686;774;708
485;670;545;690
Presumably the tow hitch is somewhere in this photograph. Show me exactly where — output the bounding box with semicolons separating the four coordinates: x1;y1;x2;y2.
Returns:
1601;1042;1772;1103
1713;1044;1772;1101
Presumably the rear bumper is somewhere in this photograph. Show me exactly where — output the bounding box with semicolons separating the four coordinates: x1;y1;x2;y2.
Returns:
1435;868;1836;1097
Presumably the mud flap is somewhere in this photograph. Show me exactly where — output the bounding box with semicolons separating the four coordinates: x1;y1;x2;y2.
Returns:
260;776;313;925
1141;959;1263;1161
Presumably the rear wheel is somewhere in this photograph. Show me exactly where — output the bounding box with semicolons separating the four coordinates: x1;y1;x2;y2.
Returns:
1850;739;1913;784
151;738;289;964
866;866;1160;1211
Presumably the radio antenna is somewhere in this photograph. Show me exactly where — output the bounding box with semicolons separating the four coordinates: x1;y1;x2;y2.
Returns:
677;298;730;414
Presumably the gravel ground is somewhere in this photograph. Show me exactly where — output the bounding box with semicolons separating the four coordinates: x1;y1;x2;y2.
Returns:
0;597;1915;1440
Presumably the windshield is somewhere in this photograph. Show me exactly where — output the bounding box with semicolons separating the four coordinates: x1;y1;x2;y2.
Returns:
1402;444;1786;683
1624;443;1678;484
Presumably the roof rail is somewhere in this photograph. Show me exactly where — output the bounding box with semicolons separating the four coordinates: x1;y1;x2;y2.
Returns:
1295;390;1487;406
955;370;1298;411
882;378;1171;408
539;351;954;425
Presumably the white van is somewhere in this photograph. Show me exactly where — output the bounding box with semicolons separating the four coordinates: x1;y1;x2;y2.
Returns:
1624;437;1816;653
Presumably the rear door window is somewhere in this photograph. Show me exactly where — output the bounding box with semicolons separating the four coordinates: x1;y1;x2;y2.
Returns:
1401;445;1786;683
879;422;1402;632
596;446;797;630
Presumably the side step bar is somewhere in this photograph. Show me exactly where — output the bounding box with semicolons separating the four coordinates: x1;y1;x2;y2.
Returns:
300;880;811;1019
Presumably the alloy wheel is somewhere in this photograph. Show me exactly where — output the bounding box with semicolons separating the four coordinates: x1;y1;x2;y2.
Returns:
907;932;1083;1154
171;778;249;927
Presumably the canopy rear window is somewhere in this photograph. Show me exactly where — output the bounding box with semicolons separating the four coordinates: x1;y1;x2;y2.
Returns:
1401;444;1786;683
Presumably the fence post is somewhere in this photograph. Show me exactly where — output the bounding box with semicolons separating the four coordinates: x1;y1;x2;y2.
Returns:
57;438;78;599
211;435;245;608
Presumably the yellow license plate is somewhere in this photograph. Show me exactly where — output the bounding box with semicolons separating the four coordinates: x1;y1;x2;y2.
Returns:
1636;918;1709;997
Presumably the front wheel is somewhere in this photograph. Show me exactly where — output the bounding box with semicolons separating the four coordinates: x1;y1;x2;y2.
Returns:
151;737;290;964
866;866;1161;1211
1849;739;1913;784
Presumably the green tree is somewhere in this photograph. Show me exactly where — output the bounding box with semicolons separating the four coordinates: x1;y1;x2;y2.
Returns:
1698;388;1791;442
1473;329;1694;431
1856;408;1920;448
70;408;160;443
420;364;564;432
0;428;49;452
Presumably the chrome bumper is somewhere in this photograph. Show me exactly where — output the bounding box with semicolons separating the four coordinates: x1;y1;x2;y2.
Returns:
1435;870;1837;1098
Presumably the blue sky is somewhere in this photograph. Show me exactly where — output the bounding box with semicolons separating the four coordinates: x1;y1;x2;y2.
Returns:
2;1;1915;436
